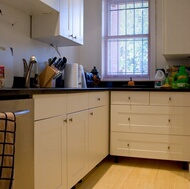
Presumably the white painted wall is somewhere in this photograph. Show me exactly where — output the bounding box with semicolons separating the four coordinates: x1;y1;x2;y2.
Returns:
0;2;80;87
0;0;189;87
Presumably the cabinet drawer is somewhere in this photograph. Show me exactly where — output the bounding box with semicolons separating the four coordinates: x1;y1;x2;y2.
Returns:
88;92;107;108
150;92;190;106
111;105;190;135
110;132;190;161
111;91;149;105
66;93;88;113
34;94;66;120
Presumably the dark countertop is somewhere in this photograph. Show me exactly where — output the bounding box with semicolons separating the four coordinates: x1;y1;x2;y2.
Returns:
0;86;190;100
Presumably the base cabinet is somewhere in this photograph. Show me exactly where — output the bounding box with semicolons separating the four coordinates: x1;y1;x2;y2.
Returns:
34;91;109;189
111;91;190;162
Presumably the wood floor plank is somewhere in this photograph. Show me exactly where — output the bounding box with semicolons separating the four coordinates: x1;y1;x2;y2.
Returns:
75;156;190;189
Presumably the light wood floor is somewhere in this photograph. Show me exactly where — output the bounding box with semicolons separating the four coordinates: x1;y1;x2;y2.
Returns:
75;156;190;189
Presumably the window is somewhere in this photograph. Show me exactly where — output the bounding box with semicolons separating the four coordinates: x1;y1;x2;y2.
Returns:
102;0;155;80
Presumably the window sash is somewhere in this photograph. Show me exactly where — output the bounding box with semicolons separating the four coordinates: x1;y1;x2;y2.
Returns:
103;0;150;80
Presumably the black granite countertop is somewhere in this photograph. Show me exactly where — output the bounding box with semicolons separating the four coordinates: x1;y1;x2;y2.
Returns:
0;86;190;100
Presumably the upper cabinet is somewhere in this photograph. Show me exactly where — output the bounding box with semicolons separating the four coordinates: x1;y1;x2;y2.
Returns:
0;0;59;15
32;0;84;47
162;0;190;60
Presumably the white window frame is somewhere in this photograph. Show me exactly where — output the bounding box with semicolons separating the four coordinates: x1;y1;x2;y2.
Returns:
101;0;156;81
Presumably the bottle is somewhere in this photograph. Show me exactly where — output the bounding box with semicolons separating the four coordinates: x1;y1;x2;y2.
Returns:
172;66;189;89
154;69;166;88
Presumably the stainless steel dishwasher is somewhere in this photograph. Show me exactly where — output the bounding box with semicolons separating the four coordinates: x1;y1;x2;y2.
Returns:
0;97;34;189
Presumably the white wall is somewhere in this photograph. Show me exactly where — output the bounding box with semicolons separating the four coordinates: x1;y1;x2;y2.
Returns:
0;0;189;87
0;2;80;87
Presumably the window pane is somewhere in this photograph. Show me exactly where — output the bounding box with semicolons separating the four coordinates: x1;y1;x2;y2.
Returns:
107;37;148;75
109;0;149;36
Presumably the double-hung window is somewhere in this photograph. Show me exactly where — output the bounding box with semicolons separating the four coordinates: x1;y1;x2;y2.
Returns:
102;0;154;80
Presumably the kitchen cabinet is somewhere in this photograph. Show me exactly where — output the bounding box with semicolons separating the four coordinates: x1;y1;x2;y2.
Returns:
34;94;67;189
66;93;88;189
0;0;59;15
110;91;190;162
32;0;84;46
33;91;109;189
162;0;190;59
88;92;109;172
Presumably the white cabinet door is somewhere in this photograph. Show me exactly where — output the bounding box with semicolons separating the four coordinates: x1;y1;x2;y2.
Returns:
34;115;67;189
67;110;88;189
162;0;190;59
71;0;84;44
88;107;104;171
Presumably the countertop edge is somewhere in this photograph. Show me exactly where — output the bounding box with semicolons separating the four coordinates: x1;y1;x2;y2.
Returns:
1;87;190;99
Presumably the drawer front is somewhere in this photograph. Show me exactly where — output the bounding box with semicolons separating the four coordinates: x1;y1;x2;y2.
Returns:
111;91;149;105
66;93;88;113
110;132;190;161
34;94;66;120
150;92;190;106
88;92;107;108
111;105;190;135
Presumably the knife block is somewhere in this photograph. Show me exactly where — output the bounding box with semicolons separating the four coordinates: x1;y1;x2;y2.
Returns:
39;66;56;87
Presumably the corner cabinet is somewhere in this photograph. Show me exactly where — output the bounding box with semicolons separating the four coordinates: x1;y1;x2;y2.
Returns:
162;0;190;59
110;91;190;163
32;0;84;46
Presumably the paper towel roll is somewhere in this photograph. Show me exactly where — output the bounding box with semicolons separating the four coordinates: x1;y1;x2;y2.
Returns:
64;63;79;88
